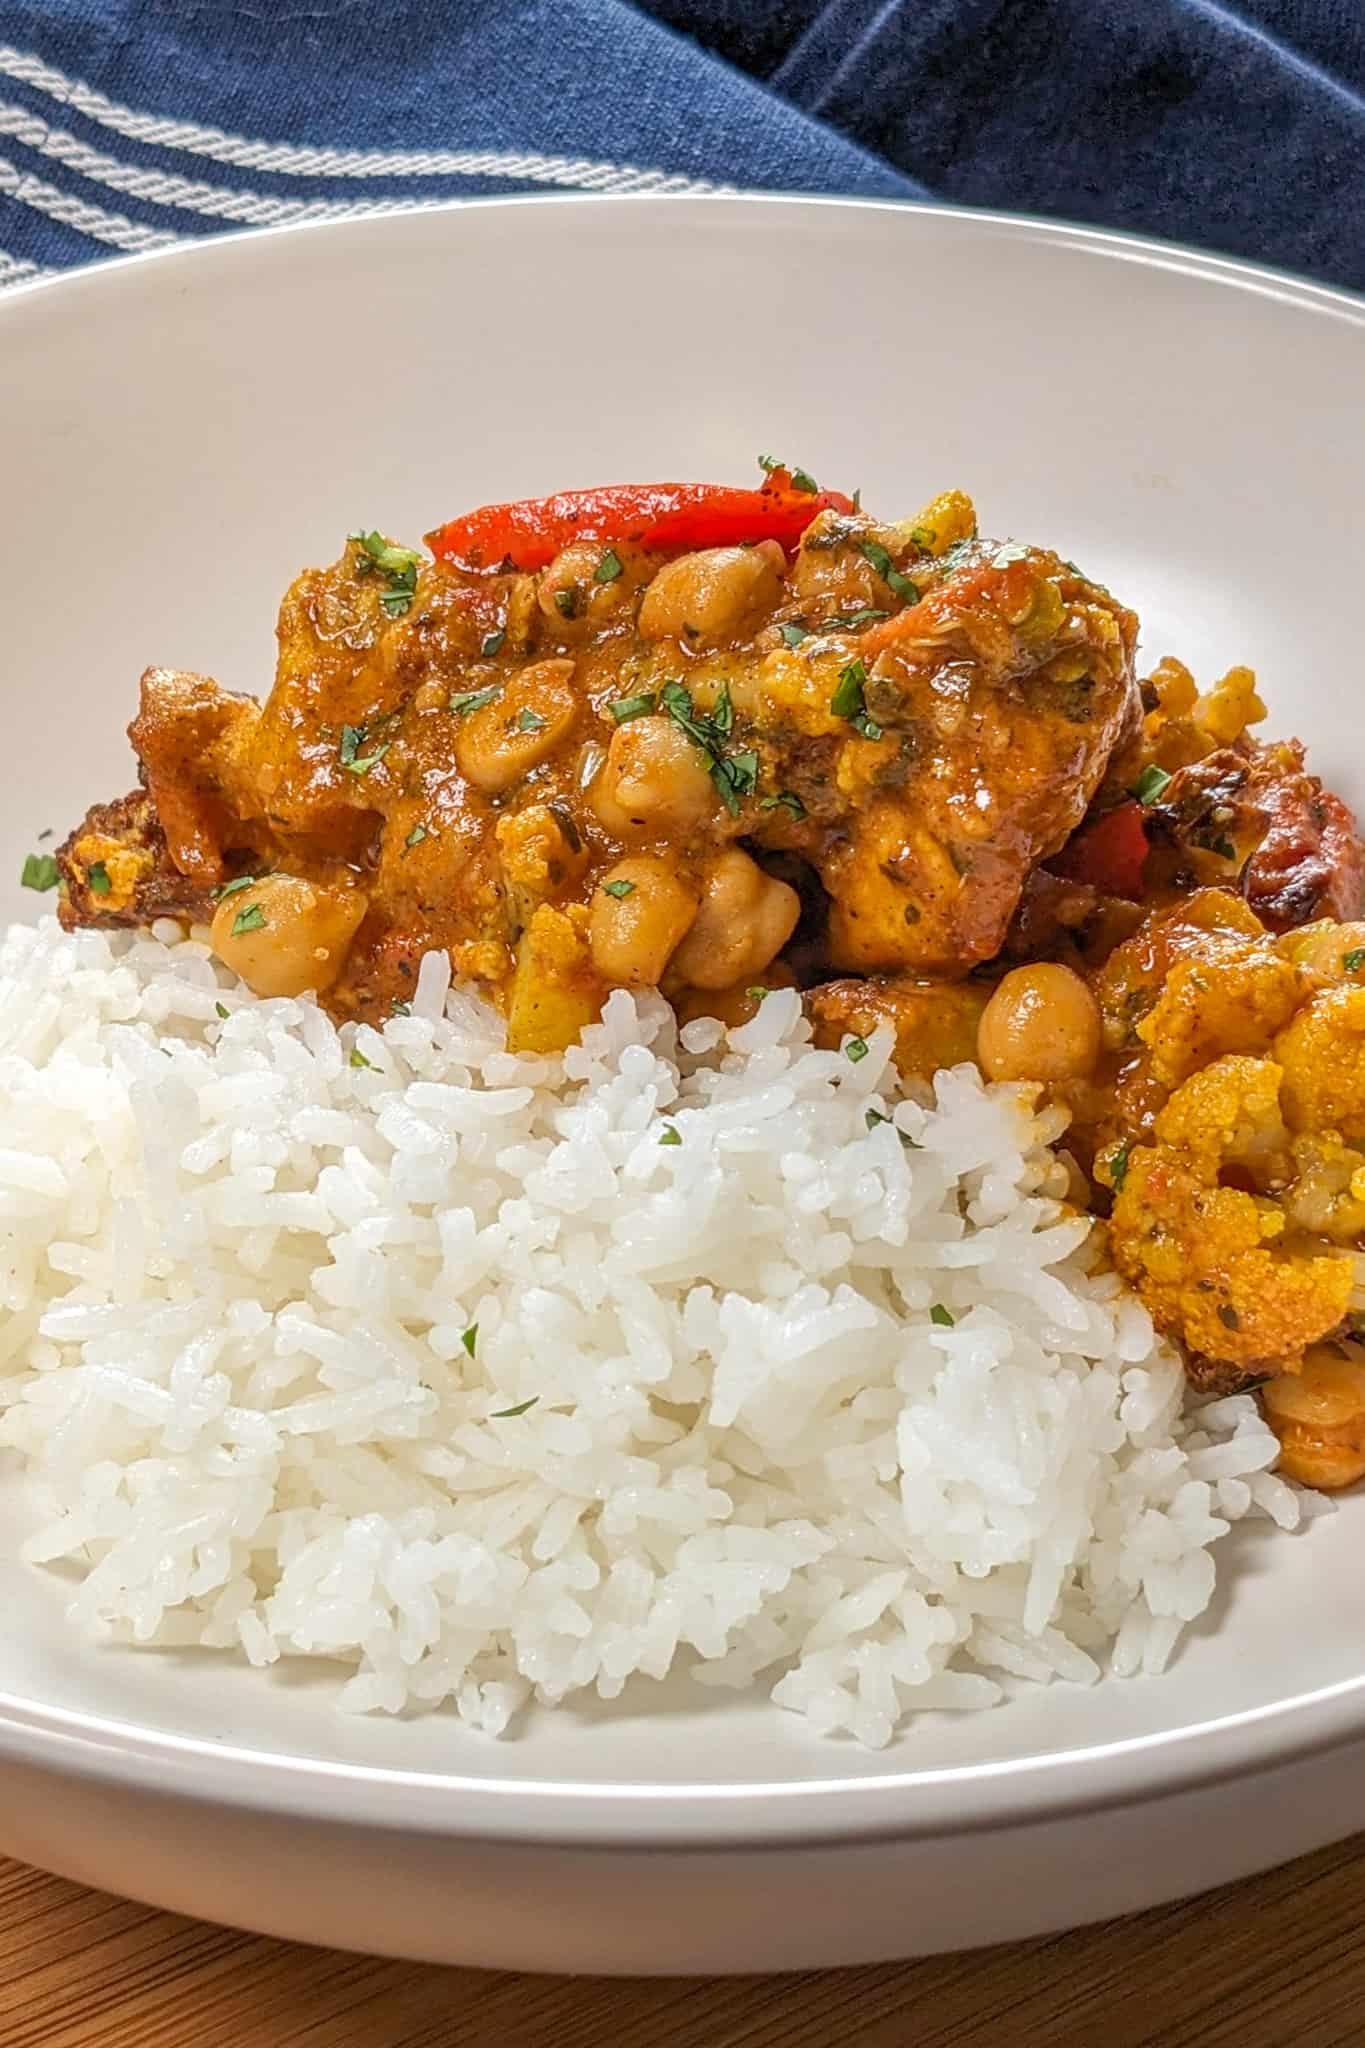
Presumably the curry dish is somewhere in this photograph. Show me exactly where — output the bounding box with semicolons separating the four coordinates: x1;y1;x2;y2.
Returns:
51;466;1365;1491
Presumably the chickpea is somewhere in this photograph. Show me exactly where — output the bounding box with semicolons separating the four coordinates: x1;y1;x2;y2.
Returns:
668;847;801;991
455;658;579;796
538;542;641;632
638;544;784;647
976;963;1102;1084
588;857;700;987
209;873;366;998
590;715;718;836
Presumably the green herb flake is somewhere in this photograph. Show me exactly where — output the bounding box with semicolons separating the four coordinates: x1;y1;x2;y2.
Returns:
910;526;935;549
790;466;819;494
344;744;390;777
659;679;757;816
338;723;365;767
20;853;60;892
757;453;782;474
491;1396;539;1419
1343;949;1365;974
780;621;808;647
449;686;501;718
516;707;548;733
929;1304;955;1328
1208;834;1237;860
480;629;506;658
231;903;266;936
658;1124;683;1146
594;548;624;584
865;1108;890;1131
1133;763;1173;805
858;540;920;602
746;986;769;1002
712;680;735;738
391;999;412;1017
349;1047;374;1070
404;823;429;850
1110;1139;1132;1192
760;789;808;820
601;878;636;899
831;659;868;722
844;1035;870;1064
214;874;258;900
214;1001;230;1020
608;691;657;724
86;861;112;896
554;585;579;620
349;528;420;617
821;608;890;631
461;1324;478;1358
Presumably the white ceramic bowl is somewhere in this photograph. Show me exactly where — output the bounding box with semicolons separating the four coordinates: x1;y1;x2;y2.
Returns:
3;198;1365;1975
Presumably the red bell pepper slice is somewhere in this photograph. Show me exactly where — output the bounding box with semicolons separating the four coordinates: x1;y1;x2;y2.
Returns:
1049;800;1150;901
425;474;856;573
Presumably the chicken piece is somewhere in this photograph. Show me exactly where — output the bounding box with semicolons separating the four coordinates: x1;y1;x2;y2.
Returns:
1242;739;1365;931
1106;1054;1354;1374
806;976;989;1081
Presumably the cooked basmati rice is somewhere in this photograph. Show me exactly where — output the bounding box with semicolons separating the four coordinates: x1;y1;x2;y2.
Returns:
0;917;1318;1746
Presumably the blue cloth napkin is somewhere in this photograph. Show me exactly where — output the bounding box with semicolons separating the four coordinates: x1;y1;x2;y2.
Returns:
0;0;1360;294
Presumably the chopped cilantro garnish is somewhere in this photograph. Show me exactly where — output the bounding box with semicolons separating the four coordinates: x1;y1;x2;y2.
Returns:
449;686;500;717
491;1396;539;1418
929;1304;955;1327
1344;949;1365;973
594;548;623;584
858;539;920;602
658;1124;682;1146
1207;834;1237;860
480;629;506;658
231;903;266;936
350;528;420;618
746;987;769;1002
214;874;258;900
760;789;807;820
20;853;59;892
601;878;636;899
608;691;656;723
404;823;428;850
516;707;548;733
349;1047;374;1070
461;1324;478;1358
1110;1140;1131;1192
780;621;808;647
87;861;112;896
844;1036;869;1063
554;586;578;619
391;999;412;1017
790;466;819;494
214;1001;230;1020
833;660;887;738
909;526;935;549
820;608;890;631
659;679;757;817
758;453;781;474
865;1108;890;1130
338;724;365;766
344;744;390;777
1133;764;1172;805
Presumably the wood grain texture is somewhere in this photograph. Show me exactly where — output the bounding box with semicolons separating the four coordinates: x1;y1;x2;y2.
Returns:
3;1838;1364;2048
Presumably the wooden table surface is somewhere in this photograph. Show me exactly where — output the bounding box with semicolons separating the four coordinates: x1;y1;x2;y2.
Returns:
3;1837;1362;2048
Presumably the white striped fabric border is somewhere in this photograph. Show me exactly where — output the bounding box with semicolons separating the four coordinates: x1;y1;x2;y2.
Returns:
0;42;718;196
0;148;181;250
0;241;47;284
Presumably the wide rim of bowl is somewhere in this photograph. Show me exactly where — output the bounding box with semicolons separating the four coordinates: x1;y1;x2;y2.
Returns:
3;191;1365;1852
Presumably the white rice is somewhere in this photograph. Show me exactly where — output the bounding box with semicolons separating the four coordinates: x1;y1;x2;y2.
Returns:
0;916;1318;1747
